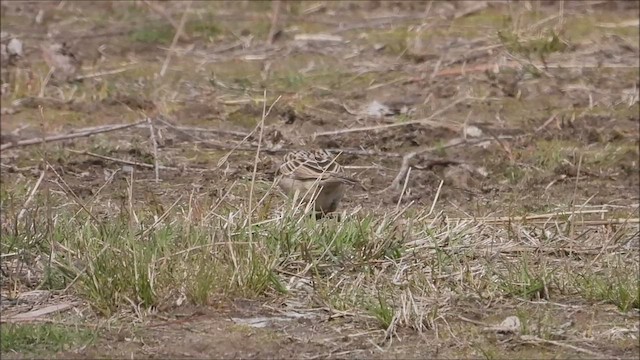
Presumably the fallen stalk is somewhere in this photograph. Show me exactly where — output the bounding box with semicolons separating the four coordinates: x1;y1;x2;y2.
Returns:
0;120;146;151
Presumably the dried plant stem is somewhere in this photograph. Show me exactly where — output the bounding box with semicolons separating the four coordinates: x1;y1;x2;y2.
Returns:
396;167;412;210
66;149;213;172
170;125;249;138
147;117;160;182
520;335;608;358
159;0;191;77
67;149;171;170
248;92;282;241
143;0;190;41
17;170;46;222
74;66;135;81
1;120;147;151
267;0;282;45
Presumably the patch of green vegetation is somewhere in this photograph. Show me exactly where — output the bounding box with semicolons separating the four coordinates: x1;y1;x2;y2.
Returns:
574;261;639;312
130;22;174;44
584;142;639;167
563;14;640;41
116;3;145;21
227;108;260;128
473;342;499;360
275;72;308;91
516;139;580;170
366;293;395;329
494;97;556;127
207;62;263;85
234;20;271;37
494;255;553;300
433;139;450;157
1;323;95;354
188;18;222;39
180;148;227;166
502;165;527;185
498;30;567;63
7;108;89;130
577;102;640;123
365;27;410;56
452;8;512;30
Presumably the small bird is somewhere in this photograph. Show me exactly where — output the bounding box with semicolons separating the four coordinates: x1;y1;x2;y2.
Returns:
276;150;360;218
41;42;81;83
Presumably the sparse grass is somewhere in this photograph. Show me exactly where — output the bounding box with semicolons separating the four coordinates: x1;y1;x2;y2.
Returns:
4;185;636;320
498;29;567;62
130;23;174;44
365;27;410;56
188;18;222;40
574;261;640;312
495;255;552;300
0;323;96;354
562;13;640;41
367;292;395;329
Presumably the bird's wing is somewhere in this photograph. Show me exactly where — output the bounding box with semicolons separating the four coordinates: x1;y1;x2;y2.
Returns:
279;151;342;181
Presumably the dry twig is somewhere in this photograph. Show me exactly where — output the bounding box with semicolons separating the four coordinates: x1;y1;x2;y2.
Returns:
147;117;160;182
159;0;191;77
0;120;146;151
66;149;174;171
17;170;46;222
171;125;250;138
519;335;609;358
267;0;282;45
143;0;191;41
74;66;136;81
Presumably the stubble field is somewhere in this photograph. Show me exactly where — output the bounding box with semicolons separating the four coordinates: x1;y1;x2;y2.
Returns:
1;1;639;358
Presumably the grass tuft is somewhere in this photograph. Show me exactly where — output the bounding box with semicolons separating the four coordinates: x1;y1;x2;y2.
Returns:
1;323;96;354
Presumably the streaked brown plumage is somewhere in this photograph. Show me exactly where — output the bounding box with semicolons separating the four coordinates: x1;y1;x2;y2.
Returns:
276;150;358;217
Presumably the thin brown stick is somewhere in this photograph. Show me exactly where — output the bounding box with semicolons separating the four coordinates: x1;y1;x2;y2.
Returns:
66;148;212;172
385;150;417;193
331;14;430;34
248;93;281;236
519;335;609;358
46;163;100;224
396;167;412;210
155;116;229;150
495;245;635;256
171;125;250;138
147;117;160;182
435;59;640;78
74;66;135;81
0;120;146;151
159;0;191;77
267;0;282;45
142;0;191;41
470;209;610;222
3;303;79;323
17;170;46;222
70;168;120;221
535;113;558;132
139;195;183;238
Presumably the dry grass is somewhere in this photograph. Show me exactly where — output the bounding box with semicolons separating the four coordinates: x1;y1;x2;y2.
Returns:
1;1;638;358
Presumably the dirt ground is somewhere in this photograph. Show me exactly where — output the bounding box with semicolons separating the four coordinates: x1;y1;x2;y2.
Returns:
1;1;639;359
